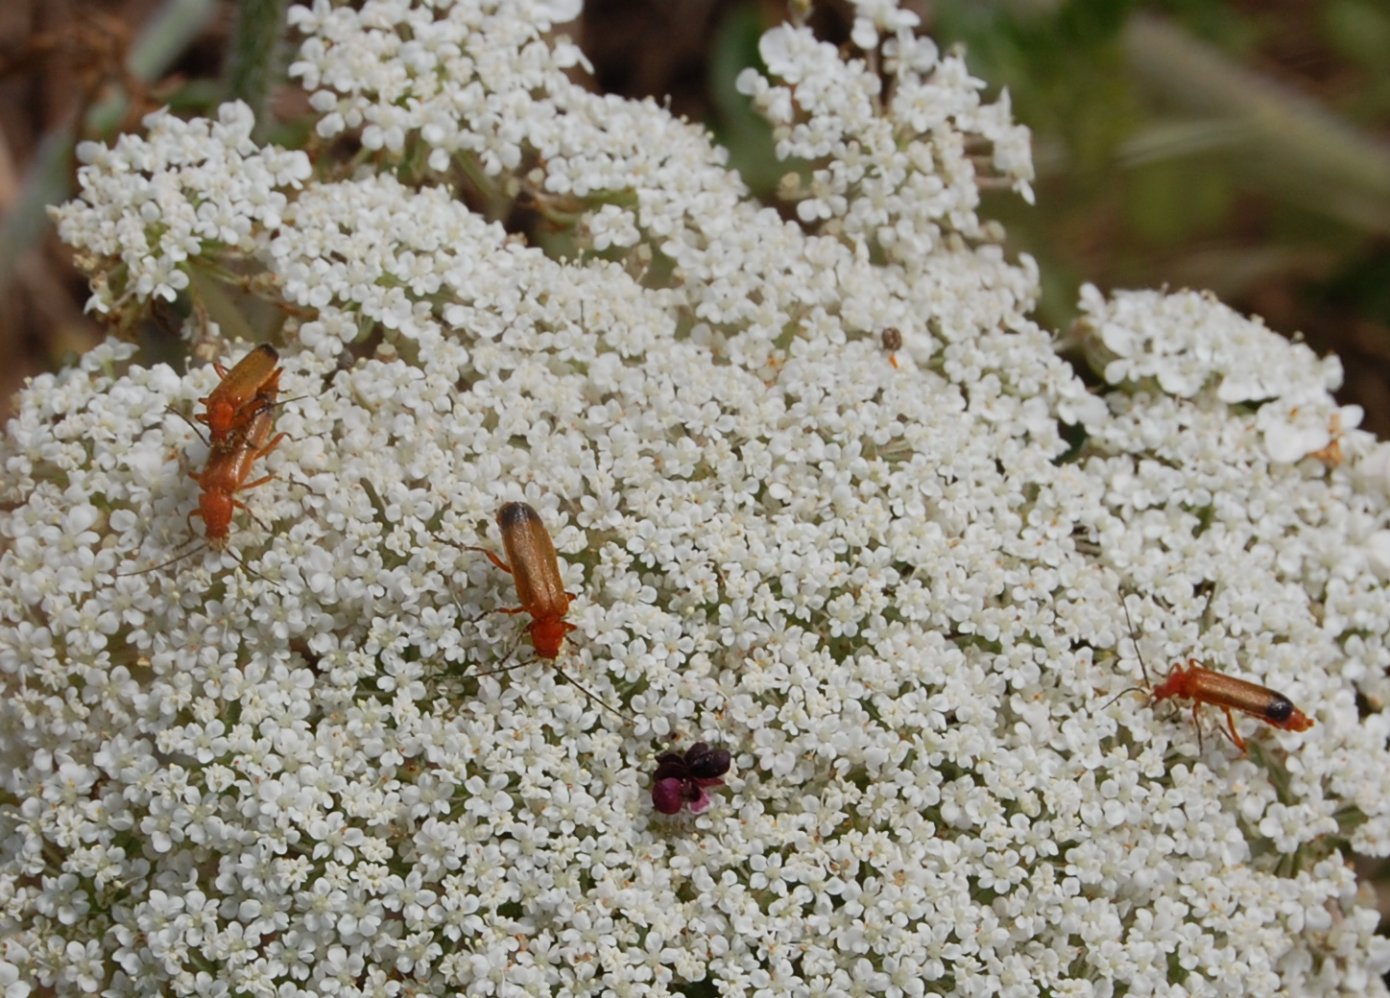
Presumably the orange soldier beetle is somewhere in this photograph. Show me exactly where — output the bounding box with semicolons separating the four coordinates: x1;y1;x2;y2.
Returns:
1111;595;1315;753
464;501;636;721
466;501;577;659
197;344;282;444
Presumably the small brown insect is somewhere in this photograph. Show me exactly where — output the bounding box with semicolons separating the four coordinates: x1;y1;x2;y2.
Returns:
1148;660;1314;753
880;327;902;368
1307;411;1345;467
465;502;638;721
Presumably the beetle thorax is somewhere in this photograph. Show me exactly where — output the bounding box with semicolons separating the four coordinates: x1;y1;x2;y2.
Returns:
530;617;578;660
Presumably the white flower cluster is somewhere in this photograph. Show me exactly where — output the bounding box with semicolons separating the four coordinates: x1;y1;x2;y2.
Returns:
5;0;1390;995
50;102;311;314
1077;284;1366;465
737;17;1034;259
286;0;1035;375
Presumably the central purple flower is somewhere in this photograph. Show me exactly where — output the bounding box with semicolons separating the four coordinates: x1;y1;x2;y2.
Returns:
651;742;732;815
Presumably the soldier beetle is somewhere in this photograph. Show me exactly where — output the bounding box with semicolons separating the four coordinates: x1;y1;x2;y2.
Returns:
466;501;576;659
465;501;635;721
197;344;281;443
1110;595;1314;753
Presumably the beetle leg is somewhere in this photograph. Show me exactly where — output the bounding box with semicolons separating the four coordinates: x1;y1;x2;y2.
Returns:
249;431;286;464
233;473;275;496
464;545;513;575
1222;707;1247;753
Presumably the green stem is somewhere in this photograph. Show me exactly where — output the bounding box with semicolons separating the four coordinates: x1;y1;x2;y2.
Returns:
225;0;290;139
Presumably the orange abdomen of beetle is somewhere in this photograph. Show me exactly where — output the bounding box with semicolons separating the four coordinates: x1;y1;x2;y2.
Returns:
1154;659;1315;732
189;450;246;548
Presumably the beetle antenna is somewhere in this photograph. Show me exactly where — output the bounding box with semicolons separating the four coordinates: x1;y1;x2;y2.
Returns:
552;669;635;723
464;629;527;672
1095;591;1155;712
226;549;272;583
1097;683;1147;712
1119;591;1154;688
115;541;207;577
167;405;210;446
465;658;531;679
463;655;633;723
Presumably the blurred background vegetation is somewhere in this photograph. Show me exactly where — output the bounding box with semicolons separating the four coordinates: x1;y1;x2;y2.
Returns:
0;0;1387;970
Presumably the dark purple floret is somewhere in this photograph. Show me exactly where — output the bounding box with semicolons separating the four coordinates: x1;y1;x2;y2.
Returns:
651;777;688;814
685;742;732;779
650;742;732;814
